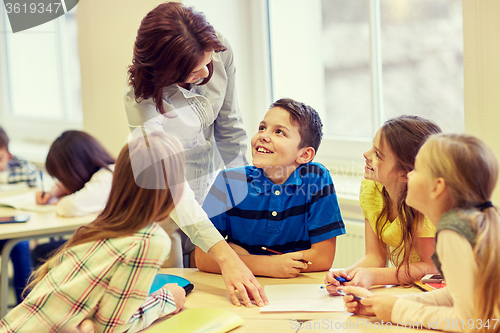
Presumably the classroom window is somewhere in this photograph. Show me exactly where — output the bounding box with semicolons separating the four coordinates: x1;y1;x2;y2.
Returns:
0;7;82;148
268;0;464;159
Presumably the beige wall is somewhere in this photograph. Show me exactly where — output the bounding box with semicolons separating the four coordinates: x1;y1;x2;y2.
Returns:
78;1;500;205
463;0;500;203
77;0;180;157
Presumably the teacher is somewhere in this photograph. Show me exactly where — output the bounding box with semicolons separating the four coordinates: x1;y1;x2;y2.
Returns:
124;2;266;307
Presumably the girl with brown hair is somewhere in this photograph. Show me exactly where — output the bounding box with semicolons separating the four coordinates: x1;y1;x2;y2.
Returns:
1;132;187;332
341;133;500;333
124;2;267;307
325;116;442;291
35;130;115;217
32;131;116;268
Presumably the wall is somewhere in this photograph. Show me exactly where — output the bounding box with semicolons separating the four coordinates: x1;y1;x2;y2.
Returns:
77;0;180;156
463;0;500;203
182;0;272;162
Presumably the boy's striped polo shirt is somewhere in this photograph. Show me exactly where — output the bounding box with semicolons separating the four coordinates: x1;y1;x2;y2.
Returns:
202;162;345;254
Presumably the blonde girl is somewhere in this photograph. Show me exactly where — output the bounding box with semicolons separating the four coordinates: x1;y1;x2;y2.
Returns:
326;116;441;291
341;133;500;333
0;132;187;333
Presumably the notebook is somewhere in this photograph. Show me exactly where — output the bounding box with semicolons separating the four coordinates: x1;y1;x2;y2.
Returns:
149;274;194;295
144;308;244;333
0;192;55;213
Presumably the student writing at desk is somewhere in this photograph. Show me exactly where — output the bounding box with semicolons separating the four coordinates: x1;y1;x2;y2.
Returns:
0;126;37;305
32;131;115;268
341;134;500;333
195;98;345;277
326;116;441;292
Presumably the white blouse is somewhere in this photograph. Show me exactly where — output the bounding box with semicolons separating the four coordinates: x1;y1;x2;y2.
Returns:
56;165;114;217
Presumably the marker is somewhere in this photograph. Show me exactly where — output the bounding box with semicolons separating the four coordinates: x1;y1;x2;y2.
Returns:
337;289;365;300
261;246;312;265
39;170;45;198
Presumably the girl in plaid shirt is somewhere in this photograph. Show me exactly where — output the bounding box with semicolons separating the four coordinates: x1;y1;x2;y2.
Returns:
0;131;187;333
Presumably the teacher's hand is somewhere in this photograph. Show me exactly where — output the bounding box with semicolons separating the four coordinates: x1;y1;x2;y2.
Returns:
209;241;268;308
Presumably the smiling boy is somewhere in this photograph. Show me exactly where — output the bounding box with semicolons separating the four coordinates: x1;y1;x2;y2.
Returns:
195;98;345;278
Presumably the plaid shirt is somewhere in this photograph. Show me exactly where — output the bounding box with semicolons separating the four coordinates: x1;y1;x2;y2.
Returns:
0;223;176;333
7;155;38;187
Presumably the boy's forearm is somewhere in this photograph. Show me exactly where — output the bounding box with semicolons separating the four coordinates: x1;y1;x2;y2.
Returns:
195;243;273;277
298;238;337;272
234;254;276;277
194;246;222;273
298;248;335;272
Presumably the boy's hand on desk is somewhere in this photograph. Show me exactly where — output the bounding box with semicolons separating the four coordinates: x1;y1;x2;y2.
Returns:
268;252;308;278
163;283;186;314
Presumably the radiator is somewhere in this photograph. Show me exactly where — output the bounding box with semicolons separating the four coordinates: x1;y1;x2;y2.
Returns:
332;219;365;269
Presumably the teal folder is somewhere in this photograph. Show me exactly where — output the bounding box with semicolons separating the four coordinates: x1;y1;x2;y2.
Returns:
149;274;194;295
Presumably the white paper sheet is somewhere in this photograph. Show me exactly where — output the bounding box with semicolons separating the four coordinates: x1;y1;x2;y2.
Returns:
0;192;55;213
260;284;345;312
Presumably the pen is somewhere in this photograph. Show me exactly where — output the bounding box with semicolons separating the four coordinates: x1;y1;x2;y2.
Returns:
261;246;312;265
319;277;349;289
336;289;365;300
39;170;45;198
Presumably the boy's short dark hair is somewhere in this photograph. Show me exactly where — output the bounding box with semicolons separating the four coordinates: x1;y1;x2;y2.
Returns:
270;98;323;153
0;127;9;150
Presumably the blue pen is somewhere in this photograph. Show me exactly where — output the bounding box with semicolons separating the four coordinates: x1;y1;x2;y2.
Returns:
337;289;365;300
320;276;351;289
39;170;45;197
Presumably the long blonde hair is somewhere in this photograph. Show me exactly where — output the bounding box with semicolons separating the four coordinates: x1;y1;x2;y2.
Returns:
421;134;500;333
26;131;185;292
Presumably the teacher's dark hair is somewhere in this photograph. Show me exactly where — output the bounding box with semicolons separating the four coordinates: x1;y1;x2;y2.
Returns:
128;2;226;114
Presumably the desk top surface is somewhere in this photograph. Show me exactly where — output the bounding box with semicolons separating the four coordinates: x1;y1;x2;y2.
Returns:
0;207;97;240
0;187;96;240
150;268;433;332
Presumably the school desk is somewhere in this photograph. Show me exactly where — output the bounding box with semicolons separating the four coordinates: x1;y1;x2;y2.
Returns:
145;268;434;332
0;207;97;317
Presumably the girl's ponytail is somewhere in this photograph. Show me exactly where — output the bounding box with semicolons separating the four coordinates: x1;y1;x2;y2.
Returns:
473;207;500;333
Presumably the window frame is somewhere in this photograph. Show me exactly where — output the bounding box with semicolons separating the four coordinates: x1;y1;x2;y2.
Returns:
0;6;82;148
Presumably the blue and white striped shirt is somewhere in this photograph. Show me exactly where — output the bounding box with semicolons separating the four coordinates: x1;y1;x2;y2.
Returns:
202;162;345;254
